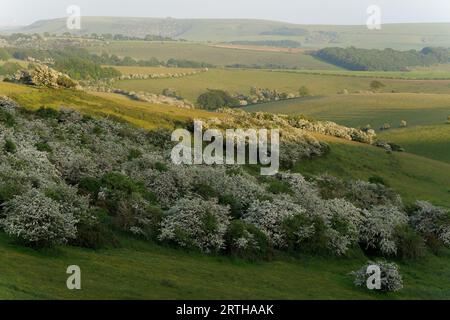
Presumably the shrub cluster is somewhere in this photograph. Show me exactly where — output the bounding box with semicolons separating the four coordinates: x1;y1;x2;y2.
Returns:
351;260;403;292
0;97;447;274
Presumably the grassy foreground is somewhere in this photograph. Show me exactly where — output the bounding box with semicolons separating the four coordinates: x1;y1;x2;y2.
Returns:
1;233;450;300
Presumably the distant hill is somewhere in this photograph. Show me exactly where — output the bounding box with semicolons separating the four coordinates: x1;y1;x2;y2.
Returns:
6;17;450;50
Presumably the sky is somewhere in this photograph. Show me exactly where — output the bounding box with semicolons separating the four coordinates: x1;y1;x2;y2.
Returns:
1;0;450;26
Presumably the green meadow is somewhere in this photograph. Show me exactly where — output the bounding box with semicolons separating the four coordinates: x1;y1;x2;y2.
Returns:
88;41;338;69
115;67;450;102
379;124;450;163
243;93;450;129
1;232;450;300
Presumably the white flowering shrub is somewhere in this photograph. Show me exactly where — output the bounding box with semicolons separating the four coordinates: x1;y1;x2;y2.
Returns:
159;197;230;253
225;220;269;260
116;196;163;240
277;172;320;205
1;189;77;247
244;197;306;248
320;199;363;255
359;205;408;256
197;167;267;215
410;201;450;246
346;180;402;209
146;166;195;208
351;260;403;292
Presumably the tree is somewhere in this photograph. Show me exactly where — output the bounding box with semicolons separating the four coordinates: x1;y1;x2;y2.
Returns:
197;89;239;110
1;189;77;247
370;80;385;91
299;86;310;97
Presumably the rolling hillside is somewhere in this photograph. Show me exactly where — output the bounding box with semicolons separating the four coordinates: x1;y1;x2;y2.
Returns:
379;124;450;163
90;42;337;69
8;17;450;49
242;93;450;129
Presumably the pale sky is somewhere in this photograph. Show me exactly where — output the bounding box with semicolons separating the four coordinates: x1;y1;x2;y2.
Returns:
1;0;450;26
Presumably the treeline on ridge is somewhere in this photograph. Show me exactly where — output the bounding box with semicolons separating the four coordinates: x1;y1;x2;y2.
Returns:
314;46;450;71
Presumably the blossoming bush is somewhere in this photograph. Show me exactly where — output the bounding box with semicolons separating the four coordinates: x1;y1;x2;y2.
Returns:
116;196;163;240
1;189;77;247
359;205;409;256
346;180;402;210
409;201;450;247
320;199;363;255
351;260;403;292
244;197;306;248
159;197;230;253
225;220;269;260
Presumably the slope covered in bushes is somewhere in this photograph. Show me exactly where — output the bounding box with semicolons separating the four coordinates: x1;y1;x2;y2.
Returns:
1;96;449;264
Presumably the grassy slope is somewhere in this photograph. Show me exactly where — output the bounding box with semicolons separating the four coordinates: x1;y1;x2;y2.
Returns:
1;233;450;300
280;67;450;80
243;93;450;129
297;135;450;208
115;67;450;101
379;124;450;163
0;82;218;129
88;41;338;69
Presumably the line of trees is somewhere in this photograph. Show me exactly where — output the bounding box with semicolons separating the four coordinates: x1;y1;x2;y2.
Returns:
314;47;450;71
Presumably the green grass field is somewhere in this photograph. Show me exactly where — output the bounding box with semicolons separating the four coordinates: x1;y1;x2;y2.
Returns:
112;66;200;75
379;124;450;163
1;232;450;300
115;67;450;103
243;93;450;129
88;41;338;69
279;68;450;80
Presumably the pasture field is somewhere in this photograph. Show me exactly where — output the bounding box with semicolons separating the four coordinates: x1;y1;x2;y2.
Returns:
111;66;200;75
1;232;450;300
88;41;338;69
379;124;450;163
243;93;450;129
115;68;450;103
279;68;450;80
